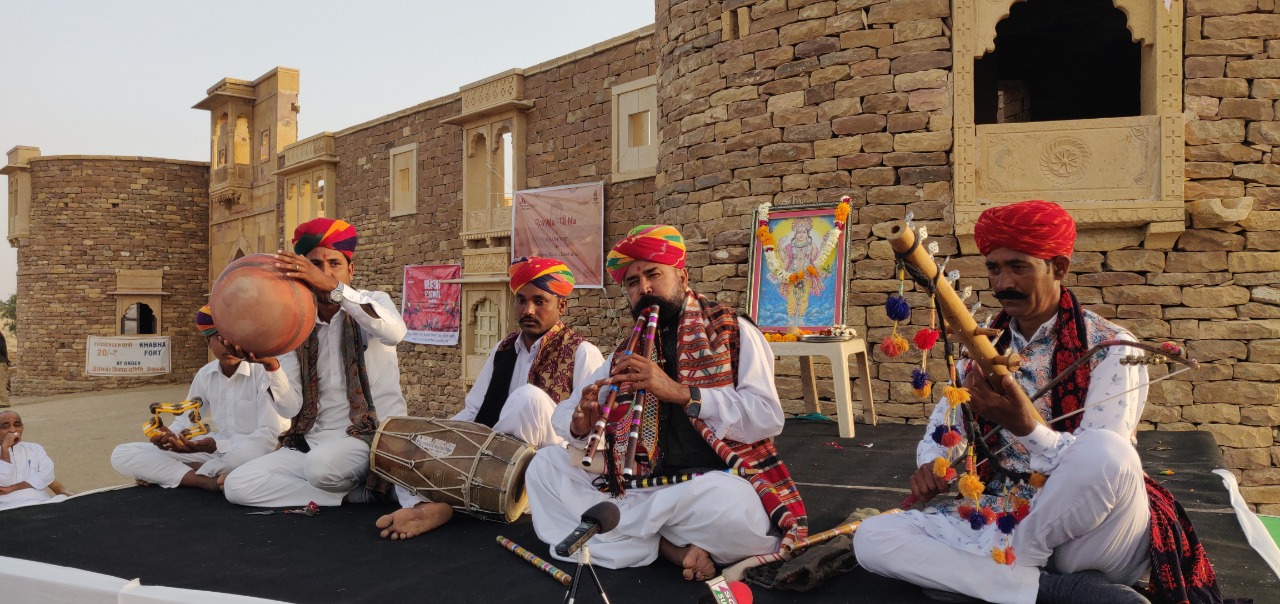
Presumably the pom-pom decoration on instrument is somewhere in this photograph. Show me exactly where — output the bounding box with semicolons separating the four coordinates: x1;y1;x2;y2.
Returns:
878;218;1203;568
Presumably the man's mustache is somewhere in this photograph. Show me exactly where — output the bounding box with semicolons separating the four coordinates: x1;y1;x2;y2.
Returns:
994;290;1029;301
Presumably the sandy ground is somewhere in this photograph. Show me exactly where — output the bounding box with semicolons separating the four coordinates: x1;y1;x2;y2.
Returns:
7;383;190;492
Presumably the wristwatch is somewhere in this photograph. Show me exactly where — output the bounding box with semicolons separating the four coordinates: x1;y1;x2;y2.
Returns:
327;282;346;304
685;386;702;418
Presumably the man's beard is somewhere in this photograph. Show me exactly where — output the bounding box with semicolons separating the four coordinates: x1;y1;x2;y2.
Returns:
631;292;685;326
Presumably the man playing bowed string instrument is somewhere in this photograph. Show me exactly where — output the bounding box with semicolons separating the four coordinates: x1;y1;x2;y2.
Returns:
525;224;807;581
854;201;1219;604
376;256;604;540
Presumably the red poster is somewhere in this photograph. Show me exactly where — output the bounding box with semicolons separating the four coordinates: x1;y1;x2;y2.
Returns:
402;264;461;345
511;182;605;288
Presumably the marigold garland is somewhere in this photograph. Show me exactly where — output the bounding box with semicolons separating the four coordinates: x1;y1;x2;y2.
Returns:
755;197;852;287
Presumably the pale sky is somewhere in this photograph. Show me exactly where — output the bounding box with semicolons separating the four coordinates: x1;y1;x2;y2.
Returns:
0;0;657;299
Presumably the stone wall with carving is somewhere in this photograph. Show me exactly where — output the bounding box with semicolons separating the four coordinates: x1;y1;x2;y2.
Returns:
10;157;210;396
1175;0;1280;512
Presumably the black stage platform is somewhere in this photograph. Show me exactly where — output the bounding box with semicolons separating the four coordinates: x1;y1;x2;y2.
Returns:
2;420;1275;603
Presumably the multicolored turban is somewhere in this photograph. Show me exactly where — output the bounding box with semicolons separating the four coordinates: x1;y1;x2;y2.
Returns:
293;218;357;259
509;256;575;297
973;200;1076;260
605;225;687;284
196;305;217;337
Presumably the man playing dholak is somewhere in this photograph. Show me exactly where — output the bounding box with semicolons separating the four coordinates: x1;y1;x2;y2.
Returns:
111;306;287;491
525;225;807;581
224;218;408;507
854;201;1220;604
376;256;605;540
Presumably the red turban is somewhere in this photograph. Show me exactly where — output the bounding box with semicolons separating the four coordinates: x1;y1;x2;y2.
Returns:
509;256;575;297
973;200;1076;260
605;225;687;284
293;218;357;259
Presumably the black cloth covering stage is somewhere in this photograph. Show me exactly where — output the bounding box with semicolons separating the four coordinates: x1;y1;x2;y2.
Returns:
1;420;1275;603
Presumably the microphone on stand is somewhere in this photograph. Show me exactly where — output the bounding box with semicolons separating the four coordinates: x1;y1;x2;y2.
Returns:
555;501;621;558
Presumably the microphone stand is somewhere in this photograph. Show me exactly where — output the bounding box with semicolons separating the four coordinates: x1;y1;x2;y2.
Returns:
563;544;611;604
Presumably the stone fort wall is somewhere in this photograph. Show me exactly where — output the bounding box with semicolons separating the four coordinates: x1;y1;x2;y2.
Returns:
11;157;210;396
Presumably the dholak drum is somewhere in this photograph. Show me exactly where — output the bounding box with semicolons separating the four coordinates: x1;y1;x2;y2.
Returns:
370;417;535;523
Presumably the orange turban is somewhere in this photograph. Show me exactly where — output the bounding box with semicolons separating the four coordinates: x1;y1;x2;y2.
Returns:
973;200;1076;260
605;225;687;284
293;218;357;259
509;257;575;297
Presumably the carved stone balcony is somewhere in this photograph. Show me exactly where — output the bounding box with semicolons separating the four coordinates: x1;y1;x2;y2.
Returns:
210;164;252;205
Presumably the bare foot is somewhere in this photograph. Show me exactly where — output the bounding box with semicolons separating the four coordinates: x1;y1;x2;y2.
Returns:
216;474;227;491
375;502;454;541
135;479;154;487
659;538;715;581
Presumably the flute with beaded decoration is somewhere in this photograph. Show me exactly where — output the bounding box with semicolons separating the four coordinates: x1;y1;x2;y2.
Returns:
620;467;760;490
622;305;660;478
496;536;572;586
582;314;648;466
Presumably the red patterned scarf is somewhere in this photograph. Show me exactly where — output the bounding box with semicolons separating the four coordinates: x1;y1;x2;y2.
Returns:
474;323;585;428
987;288;1219;602
603;291;808;544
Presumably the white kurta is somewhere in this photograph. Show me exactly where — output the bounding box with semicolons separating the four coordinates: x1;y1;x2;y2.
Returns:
525;316;785;568
224;286;407;507
396;333;604;509
111;360;288;487
0;442;58;511
853;311;1152;604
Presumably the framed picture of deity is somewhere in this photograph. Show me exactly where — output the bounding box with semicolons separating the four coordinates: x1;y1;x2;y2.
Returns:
746;200;852;332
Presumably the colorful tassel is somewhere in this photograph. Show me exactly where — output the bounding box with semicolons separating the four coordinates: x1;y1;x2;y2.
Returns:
958;473;984;502
880;333;909;357
991;547;1006;565
931;456;950;479
913;328;940;350
1029;472;1048;489
940;429;962;449
885;294;911;322
942;385;971;407
911;368;931;398
996;513;1018;534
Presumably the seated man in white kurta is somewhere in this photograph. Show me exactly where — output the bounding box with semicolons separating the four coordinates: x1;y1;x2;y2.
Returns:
0;410;69;511
376;256;604;540
111;305;287;491
525;225;808;582
223;218;407;508
853;201;1220;604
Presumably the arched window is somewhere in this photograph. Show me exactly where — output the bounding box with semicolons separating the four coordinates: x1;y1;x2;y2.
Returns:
121;303;157;335
974;0;1140;124
234;116;251;165
214;114;229;168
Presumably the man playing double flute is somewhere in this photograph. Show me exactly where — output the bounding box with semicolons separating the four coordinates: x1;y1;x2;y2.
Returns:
376;256;604;540
524;225;807;581
854;201;1220;604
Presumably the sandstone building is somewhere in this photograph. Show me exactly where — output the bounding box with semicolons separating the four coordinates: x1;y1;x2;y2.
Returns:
6;0;1280;509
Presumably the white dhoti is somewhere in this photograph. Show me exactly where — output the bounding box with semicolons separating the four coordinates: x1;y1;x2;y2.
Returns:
223;430;370;507
395;384;565;509
110;440;274;488
854;430;1151;604
524;445;779;568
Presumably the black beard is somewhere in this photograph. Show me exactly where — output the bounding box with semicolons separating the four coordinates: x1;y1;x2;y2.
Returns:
631;293;684;326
